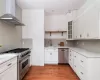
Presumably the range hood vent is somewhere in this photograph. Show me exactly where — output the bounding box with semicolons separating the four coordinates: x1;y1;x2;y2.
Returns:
0;14;25;26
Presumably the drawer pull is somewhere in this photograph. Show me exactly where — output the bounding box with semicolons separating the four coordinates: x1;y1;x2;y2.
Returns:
74;56;76;58
7;63;12;66
74;65;76;67
81;72;84;75
70;59;71;61
81;60;83;62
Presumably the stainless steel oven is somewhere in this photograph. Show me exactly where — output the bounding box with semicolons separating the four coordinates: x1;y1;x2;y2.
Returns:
20;54;30;80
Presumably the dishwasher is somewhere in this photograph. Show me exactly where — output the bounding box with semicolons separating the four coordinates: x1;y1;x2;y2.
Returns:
58;48;69;64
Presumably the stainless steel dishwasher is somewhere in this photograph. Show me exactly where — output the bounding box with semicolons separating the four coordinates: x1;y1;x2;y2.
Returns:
58;48;69;64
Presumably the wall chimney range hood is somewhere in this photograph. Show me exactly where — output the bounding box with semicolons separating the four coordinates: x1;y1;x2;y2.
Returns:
0;14;25;26
0;0;25;26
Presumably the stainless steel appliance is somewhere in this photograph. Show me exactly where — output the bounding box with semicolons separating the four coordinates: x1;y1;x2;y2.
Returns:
2;48;31;80
58;48;68;64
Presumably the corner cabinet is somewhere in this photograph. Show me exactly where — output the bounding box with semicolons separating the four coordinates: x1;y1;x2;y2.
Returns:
68;48;100;80
73;1;100;40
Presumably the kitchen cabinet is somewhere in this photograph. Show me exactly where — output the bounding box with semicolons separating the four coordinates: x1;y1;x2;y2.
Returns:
73;1;100;40
68;49;74;68
0;57;17;80
66;10;77;40
68;48;100;80
67;21;73;40
0;64;17;80
45;48;58;64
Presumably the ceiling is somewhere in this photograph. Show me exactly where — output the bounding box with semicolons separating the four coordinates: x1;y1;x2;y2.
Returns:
16;0;87;15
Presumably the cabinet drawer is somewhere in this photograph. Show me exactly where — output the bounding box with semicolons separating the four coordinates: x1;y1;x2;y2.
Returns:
79;54;87;68
0;57;17;74
78;66;87;80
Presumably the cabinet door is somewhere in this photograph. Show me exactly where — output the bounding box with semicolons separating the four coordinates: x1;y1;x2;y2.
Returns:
73;52;80;75
51;51;58;63
67;21;73;40
45;51;51;62
83;5;99;39
0;64;17;80
69;49;74;68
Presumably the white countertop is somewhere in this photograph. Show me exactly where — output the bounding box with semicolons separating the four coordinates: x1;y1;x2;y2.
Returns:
69;47;100;58
45;46;100;58
0;54;17;64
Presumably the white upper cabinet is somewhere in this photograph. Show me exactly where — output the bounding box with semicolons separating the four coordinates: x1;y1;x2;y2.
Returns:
0;0;15;16
66;10;77;40
73;1;100;40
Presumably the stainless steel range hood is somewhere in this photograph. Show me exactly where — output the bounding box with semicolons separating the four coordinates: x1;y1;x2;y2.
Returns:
0;14;25;26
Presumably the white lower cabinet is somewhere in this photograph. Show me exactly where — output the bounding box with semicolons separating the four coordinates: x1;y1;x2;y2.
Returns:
45;49;58;64
0;57;17;80
69;48;100;80
0;64;17;80
68;49;74;68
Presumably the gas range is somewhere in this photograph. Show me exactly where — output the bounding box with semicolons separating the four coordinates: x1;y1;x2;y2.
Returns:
2;48;30;59
1;48;31;80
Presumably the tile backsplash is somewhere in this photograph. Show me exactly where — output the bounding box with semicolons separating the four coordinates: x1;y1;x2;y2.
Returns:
45;39;74;47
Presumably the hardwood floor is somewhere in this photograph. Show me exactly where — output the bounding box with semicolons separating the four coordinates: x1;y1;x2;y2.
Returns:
23;65;80;80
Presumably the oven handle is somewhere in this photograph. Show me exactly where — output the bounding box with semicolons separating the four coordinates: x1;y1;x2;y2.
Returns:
19;55;30;63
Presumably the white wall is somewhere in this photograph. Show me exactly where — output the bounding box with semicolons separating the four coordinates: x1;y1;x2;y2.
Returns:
45;15;68;31
44;15;68;39
22;9;44;66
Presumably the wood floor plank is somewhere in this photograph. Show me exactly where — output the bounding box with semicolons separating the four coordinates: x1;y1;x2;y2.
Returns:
23;65;80;80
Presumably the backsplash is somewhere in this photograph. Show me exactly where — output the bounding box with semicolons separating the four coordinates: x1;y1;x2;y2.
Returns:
45;39;74;47
74;40;100;53
22;39;33;49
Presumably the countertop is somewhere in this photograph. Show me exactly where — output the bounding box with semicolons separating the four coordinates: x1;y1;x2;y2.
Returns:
70;47;100;58
0;54;17;65
45;46;100;58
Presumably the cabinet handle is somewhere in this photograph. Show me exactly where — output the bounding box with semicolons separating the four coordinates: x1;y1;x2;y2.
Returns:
7;63;12;66
61;50;65;51
74;65;76;67
81;72;84;75
70;59;71;61
50;53;52;55
74;56;76;58
81;60;83;63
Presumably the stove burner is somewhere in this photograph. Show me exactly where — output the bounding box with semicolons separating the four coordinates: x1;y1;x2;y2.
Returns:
2;48;29;53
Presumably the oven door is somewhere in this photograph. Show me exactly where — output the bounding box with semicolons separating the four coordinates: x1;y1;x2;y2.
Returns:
20;55;30;79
